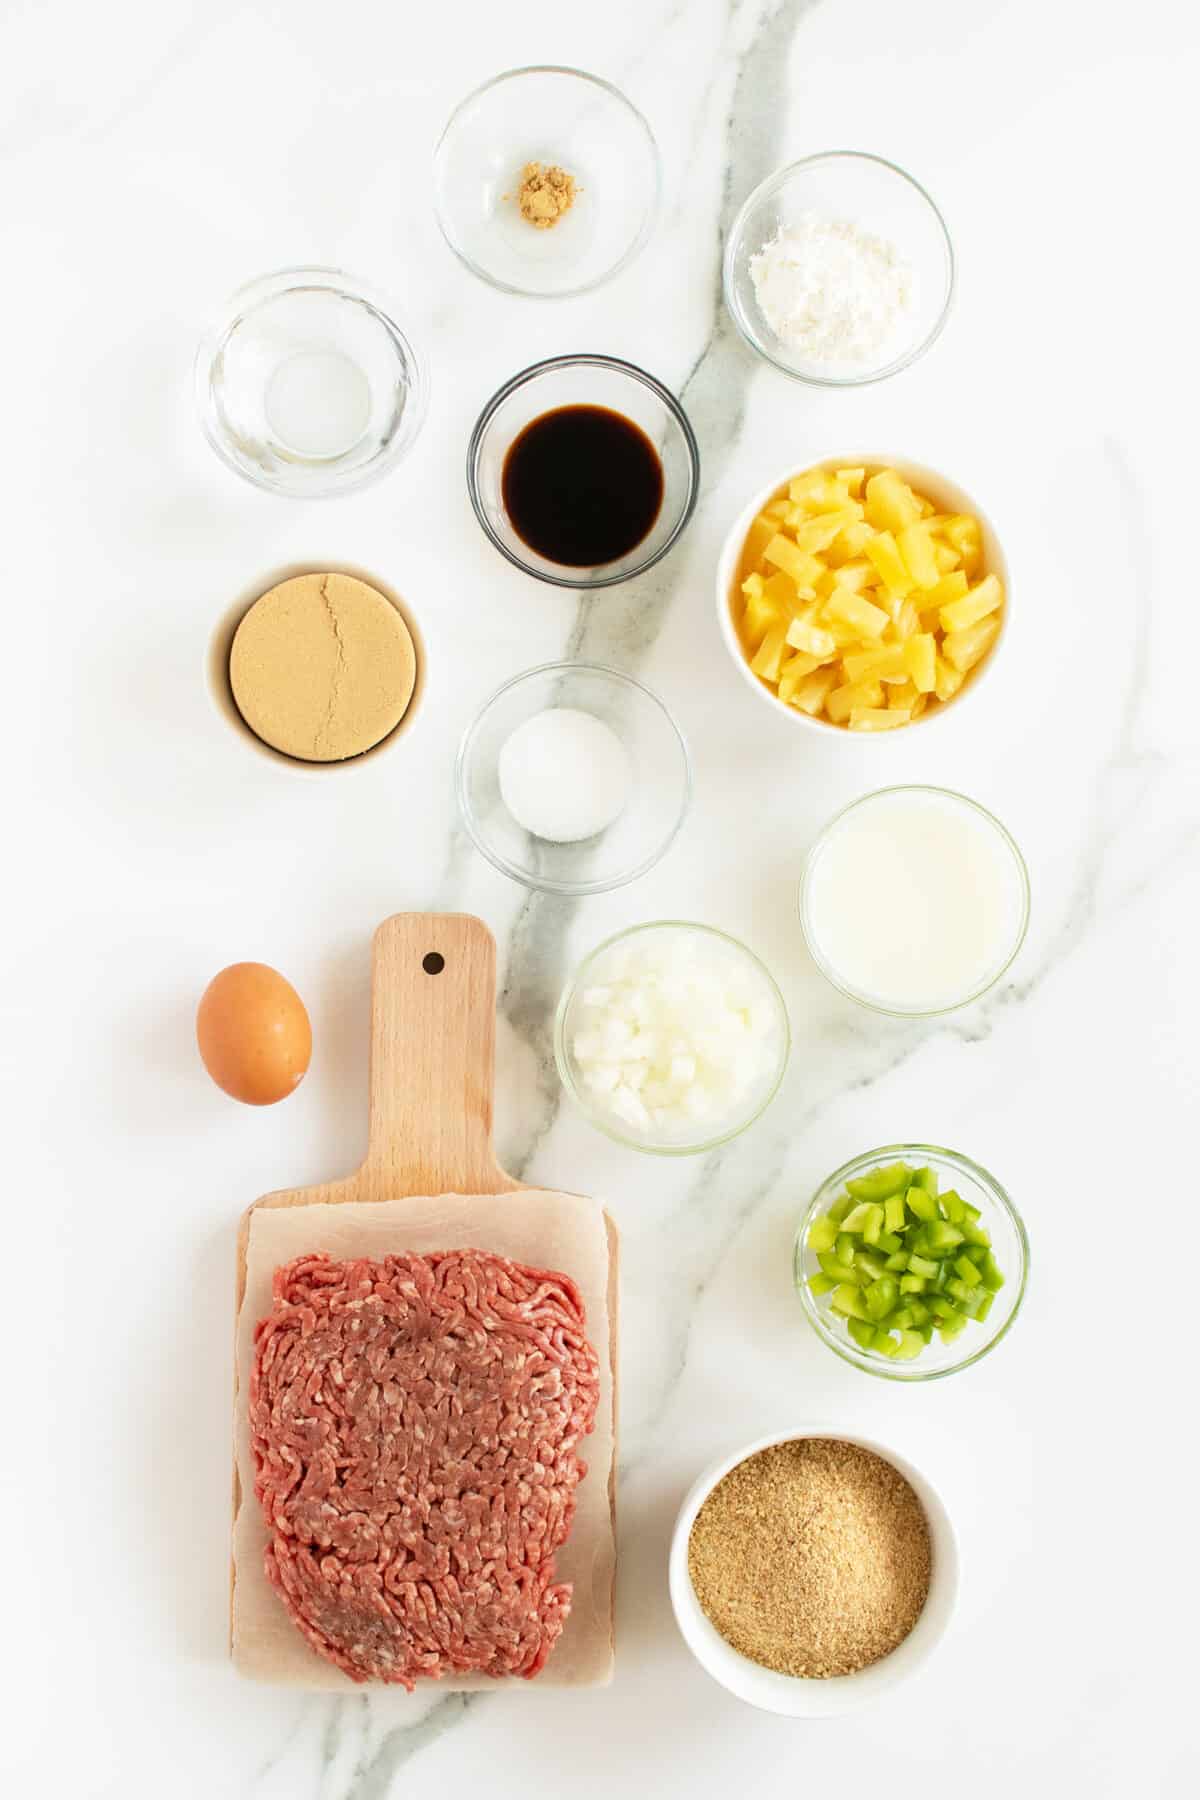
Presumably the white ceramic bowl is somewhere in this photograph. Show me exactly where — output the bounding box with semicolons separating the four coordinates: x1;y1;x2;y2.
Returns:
206;563;426;777
669;1427;959;1715
715;453;1010;736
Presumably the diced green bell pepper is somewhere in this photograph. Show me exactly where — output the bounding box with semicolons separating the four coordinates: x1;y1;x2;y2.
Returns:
826;1191;855;1224
884;1194;907;1234
939;1312;968;1343
913;1165;939;1196
831;1283;872;1321
899;1273;927;1295
894;1329;924;1360
905;1188;938;1222
846;1162;913;1202
939;1189;965;1223
954;1255;982;1287
807;1271;837;1296
907;1253;939;1279
847;1315;876;1350
884;1250;909;1272
979;1251;1005;1292
865;1275;899;1321
876;1230;903;1254
872;1327;901;1356
817;1251;858;1283
807;1215;841;1253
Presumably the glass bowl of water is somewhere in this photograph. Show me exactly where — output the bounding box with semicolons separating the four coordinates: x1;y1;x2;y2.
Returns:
195;266;427;498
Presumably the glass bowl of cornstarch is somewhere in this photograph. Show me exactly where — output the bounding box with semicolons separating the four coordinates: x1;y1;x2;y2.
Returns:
723;152;955;385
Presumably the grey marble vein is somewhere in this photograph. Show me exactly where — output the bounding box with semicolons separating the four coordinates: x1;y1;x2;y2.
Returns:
494;0;821;1183
269;7;824;1795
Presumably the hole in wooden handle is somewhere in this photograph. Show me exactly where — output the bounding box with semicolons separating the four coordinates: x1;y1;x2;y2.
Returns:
422;951;445;975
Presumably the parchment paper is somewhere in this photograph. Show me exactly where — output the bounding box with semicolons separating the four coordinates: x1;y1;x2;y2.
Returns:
232;1192;615;1689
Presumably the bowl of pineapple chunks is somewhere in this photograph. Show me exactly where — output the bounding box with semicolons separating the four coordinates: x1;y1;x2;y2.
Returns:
718;457;1008;733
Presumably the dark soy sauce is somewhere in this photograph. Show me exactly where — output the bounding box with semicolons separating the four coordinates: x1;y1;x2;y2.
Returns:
501;404;664;568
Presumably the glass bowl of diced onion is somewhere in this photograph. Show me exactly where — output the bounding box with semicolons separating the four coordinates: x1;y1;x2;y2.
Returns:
555;921;790;1155
795;1145;1029;1381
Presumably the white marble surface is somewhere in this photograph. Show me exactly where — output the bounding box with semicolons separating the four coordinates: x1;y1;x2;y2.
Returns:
3;1;1196;1794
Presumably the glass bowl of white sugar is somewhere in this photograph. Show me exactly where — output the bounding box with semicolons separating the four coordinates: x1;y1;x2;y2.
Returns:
195;267;427;497
723;152;955;385
456;662;692;896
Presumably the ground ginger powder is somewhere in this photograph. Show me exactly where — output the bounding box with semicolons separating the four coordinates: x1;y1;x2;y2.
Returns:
515;162;578;228
687;1438;932;1678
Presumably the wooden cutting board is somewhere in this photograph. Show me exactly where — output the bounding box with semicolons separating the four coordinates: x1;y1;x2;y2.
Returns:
231;912;618;1688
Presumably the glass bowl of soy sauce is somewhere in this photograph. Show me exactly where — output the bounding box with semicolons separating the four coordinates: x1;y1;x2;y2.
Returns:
466;354;701;588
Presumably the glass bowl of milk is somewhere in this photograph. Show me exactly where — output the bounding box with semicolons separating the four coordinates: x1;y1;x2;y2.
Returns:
195;267;427;497
800;786;1029;1016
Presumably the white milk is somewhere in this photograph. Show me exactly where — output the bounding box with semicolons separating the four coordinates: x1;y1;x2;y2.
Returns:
264;349;371;459
804;788;1026;1012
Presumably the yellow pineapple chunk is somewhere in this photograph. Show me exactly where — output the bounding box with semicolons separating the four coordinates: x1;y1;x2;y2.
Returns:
896;522;940;590
940;573;1003;634
903;633;937;693
828;557;873;592
835;467;866;497
786;510;856;554
918;572;969;616
933;540;962;573
865;470;922;533
750;624;789;682
742;514;777;567
823;587;889;639
888;679;919;710
764;534;823;588
826;679;885;723
849;706;910;732
934;654;964;703
843;644;907;684
940;514;983;576
863;530;914;599
943;615;1000;674
827;519;875;564
778;650;820;703
786;614;837;659
788;473;854;514
741;584;784;649
790;666;839;716
764;498;793;520
762;570;809;617
891;598;922;641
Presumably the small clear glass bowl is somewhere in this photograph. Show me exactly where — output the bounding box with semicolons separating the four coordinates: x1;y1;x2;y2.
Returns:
457;662;691;896
467;354;700;588
433;66;660;298
555;922;790;1156
799;786;1030;1017
195;266;427;498
795;1145;1029;1381
723;151;954;385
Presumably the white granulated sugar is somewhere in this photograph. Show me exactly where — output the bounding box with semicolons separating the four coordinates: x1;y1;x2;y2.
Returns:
748;212;913;368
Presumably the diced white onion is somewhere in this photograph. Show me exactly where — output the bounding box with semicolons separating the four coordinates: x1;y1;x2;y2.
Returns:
567;930;782;1142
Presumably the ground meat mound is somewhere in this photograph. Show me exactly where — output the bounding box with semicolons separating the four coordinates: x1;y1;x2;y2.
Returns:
249;1248;600;1687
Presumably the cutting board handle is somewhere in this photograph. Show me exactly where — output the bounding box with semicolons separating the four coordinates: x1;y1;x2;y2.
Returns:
358;913;519;1200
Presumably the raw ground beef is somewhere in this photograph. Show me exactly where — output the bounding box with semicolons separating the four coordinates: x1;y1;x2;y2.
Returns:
248;1248;600;1688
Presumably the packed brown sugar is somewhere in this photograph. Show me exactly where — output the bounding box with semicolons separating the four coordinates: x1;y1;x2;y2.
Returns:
687;1438;931;1678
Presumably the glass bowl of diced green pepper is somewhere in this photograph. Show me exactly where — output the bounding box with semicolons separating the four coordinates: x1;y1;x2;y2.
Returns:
794;1145;1029;1379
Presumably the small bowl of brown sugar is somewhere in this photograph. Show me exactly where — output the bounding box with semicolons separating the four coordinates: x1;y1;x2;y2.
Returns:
669;1431;958;1715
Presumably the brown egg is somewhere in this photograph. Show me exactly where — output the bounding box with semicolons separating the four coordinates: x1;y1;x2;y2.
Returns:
196;962;312;1105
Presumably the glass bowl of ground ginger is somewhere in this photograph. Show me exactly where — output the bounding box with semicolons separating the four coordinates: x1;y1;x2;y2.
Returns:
669;1430;959;1715
433;66;661;298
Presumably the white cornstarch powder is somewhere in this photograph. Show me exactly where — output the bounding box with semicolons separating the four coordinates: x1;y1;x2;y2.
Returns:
748;212;913;368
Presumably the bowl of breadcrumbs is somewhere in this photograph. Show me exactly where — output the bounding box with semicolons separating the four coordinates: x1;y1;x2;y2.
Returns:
669;1430;958;1715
